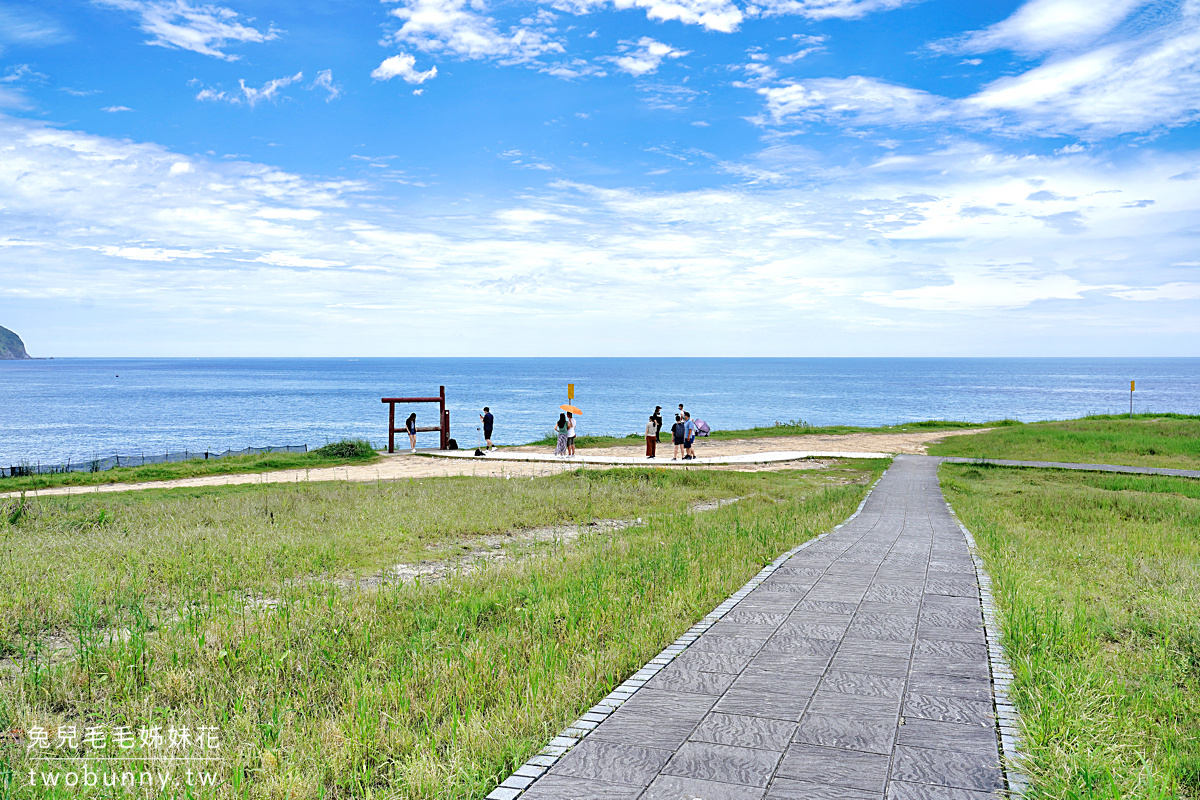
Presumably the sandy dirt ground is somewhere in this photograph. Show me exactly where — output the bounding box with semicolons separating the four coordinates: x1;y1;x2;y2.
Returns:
3;429;987;499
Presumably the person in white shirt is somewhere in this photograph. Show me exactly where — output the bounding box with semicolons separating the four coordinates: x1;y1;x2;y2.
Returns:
566;412;577;456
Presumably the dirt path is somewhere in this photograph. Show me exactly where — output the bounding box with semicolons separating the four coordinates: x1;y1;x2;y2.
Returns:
3;429;987;499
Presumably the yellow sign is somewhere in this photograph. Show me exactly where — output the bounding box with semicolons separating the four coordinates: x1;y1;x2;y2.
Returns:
568;383;575;400
1131;380;1135;391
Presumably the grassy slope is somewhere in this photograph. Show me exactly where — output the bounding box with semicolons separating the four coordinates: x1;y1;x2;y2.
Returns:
0;440;380;493
942;463;1200;799
0;462;885;799
525;419;1006;449
929;414;1200;470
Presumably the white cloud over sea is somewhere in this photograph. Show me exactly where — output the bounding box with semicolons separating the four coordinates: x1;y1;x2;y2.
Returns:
2;113;1197;356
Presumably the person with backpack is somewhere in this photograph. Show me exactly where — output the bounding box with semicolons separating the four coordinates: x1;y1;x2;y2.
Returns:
671;414;685;460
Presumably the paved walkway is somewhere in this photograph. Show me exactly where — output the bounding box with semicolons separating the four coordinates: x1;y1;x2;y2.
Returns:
432;450;892;466
939;457;1200;479
499;455;1012;800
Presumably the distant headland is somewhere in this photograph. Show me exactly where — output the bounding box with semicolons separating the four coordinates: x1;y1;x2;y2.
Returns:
0;326;32;359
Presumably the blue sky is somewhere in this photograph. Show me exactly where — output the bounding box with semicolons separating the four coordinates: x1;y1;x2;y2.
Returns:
1;0;1198;356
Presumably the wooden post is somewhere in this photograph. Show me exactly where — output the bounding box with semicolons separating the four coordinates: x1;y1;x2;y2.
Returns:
388;401;396;453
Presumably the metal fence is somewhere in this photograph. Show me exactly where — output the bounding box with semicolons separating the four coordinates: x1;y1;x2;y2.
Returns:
2;445;309;479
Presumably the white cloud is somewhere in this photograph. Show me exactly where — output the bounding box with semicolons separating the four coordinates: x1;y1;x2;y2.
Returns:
1110;282;1200;300
552;0;742;32
310;69;341;101
372;54;438;84
757;76;949;126
753;0;917;20
383;0;564;62
95;0;279;61
195;72;304;107
4;112;1200;355
943;0;1149;55
610;37;689;76
751;4;1200;139
102;105;134;112
0;6;71;48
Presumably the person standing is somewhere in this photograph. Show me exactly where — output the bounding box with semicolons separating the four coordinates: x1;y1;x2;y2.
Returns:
554;413;569;456
566;412;577;456
652;406;664;442
671;414;685;460
405;412;418;453
645;415;657;458
683;411;697;460
480;407;494;450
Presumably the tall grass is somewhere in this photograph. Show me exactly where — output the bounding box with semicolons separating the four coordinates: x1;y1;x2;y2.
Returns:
0;464;883;799
941;463;1200;799
930;415;1200;469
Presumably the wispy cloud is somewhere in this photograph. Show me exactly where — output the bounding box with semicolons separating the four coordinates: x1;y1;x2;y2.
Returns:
309;69;341;101
609;37;688;76
194;72;304;106
95;0;279;61
382;0;564;62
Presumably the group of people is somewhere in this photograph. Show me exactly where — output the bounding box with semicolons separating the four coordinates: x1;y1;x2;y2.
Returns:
645;403;702;460
405;407;496;453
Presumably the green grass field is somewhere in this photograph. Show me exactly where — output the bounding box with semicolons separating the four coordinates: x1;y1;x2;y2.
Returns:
0;462;884;799
0;440;380;494
941;463;1200;799
929;414;1200;470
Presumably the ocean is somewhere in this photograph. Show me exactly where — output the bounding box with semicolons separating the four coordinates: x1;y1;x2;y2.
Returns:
1;357;1196;466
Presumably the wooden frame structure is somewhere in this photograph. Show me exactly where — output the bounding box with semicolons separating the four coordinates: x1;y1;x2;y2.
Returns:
381;385;449;452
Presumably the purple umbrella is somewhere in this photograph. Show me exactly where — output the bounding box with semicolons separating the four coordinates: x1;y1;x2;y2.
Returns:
694;419;711;436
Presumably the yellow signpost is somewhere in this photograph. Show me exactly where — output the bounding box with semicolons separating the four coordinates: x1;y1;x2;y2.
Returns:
568;383;575;401
1130;380;1135;418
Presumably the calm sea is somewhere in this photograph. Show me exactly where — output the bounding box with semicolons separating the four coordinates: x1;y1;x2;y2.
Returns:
0;358;1196;465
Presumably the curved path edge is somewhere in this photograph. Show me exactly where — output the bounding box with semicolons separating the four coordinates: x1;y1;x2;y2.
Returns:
939;457;1200;479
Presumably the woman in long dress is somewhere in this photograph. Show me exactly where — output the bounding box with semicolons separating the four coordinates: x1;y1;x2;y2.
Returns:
554;413;569;456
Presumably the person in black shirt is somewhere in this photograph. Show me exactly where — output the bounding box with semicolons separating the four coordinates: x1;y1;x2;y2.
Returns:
480;407;494;450
652;406;663;441
671;414;685;460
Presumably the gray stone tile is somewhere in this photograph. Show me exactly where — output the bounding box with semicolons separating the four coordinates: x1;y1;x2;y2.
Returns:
896;719;998;756
714;689;813;722
590;707;706;750
821;670;906;700
887;781;1002;800
760;635;840;657
793;712;896;754
645;665;740;696
924;578;979;598
691;635;768;656
913;639;986;661
725;611;789;626
891;746;1003;793
863;585;923;604
843;620;916;643
910;655;988;680
663;742;783;787
836;640;912;660
708;619;779;640
643;775;767;800
765;779;879;800
674;648;757;674
806;691;901;718
744;652;833;676
776;742;890;792
553;739;672;785
777;621;850;641
829;653;909;678
730;669;820;696
906;674;991;702
796;600;859;615
689;713;797;751
903;693;993;726
520;774;645;800
616;688;718;718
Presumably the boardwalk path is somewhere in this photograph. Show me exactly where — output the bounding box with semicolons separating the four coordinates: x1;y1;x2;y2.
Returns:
498;455;1013;800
